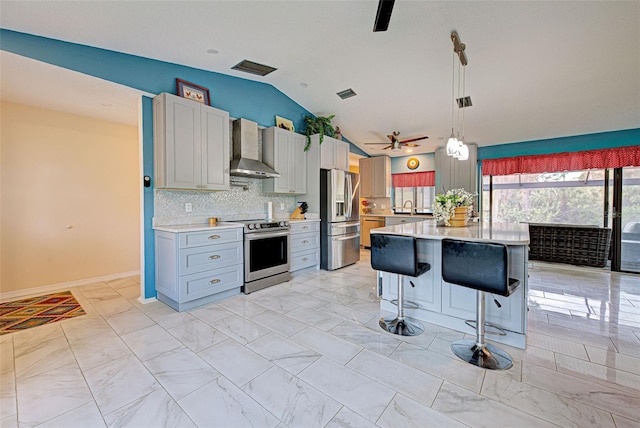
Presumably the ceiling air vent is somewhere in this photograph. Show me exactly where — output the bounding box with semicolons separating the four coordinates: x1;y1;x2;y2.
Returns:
337;88;357;100
456;96;472;108
231;60;277;77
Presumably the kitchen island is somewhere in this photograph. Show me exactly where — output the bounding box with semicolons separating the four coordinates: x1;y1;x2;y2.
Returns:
371;220;530;348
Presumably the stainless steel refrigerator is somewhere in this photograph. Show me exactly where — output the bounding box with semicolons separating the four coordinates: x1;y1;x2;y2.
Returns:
320;169;360;270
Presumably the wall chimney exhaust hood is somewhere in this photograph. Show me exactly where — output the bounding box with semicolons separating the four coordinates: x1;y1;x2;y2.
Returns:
230;118;280;179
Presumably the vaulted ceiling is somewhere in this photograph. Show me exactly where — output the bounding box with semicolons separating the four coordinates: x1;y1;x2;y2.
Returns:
1;1;639;157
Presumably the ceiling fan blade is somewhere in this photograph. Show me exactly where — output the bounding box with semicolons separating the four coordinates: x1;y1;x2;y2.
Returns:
381;145;392;150
399;135;429;144
373;0;395;32
364;142;392;145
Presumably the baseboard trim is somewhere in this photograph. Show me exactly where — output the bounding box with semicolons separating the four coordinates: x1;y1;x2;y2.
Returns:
137;296;157;305
0;270;141;302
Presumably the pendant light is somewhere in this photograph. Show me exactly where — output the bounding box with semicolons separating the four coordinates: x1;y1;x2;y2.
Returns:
447;31;471;161
446;50;459;156
456;63;469;161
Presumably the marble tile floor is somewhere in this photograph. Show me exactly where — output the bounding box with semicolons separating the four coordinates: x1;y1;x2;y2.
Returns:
1;252;639;428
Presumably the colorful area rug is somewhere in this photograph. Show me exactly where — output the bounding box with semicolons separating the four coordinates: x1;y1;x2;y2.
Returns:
0;291;85;335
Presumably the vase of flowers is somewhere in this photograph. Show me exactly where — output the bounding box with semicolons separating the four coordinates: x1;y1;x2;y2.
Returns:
433;188;475;227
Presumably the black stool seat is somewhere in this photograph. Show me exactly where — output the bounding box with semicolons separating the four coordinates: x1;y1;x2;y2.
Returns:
442;238;520;370
371;234;430;336
371;234;431;276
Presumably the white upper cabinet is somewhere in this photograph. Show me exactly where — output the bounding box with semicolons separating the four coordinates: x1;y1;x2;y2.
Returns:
154;93;230;191
313;135;349;171
359;156;391;198
262;127;307;194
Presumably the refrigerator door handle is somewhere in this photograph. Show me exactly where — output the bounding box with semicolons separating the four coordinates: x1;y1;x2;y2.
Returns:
346;174;352;217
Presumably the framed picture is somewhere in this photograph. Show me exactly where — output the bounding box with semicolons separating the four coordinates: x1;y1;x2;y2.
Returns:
275;115;295;132
176;78;211;106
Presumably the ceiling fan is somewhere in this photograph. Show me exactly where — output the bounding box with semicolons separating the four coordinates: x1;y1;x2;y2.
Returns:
365;131;428;151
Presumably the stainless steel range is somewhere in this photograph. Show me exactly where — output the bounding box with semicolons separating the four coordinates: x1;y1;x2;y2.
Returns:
238;219;291;293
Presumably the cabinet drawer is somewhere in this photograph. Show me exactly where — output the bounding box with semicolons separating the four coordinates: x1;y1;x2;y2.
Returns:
179;228;243;248
180;264;243;303
290;221;319;234
179;242;243;275
290;248;320;272
290;231;320;252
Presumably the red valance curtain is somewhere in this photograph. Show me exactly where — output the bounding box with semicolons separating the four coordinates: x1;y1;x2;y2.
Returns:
391;171;435;188
482;146;640;176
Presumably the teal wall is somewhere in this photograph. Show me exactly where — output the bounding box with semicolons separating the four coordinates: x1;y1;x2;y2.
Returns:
478;128;640;160
390;153;436;174
141;96;155;298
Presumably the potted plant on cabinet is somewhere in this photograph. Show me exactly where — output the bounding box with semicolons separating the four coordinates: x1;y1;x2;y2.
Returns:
433;188;475;226
303;114;335;151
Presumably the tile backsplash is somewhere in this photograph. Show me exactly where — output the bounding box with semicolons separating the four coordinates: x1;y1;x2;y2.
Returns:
153;180;299;226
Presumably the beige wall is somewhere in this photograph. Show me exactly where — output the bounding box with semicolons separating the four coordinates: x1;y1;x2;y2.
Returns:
1;102;140;294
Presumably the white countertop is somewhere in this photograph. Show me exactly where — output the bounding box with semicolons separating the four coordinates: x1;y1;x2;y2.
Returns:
371;220;530;245
361;213;433;219
153;222;244;233
154;218;319;233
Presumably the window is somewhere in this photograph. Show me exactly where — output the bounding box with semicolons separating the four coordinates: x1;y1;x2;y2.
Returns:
393;186;435;214
482;170;608;225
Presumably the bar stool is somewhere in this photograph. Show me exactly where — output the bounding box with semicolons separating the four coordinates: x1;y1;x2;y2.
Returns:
441;238;520;370
371;234;431;336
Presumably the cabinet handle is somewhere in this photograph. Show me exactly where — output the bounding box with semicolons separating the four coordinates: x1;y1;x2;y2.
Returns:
302;257;308;262
208;235;221;239
202;185;208;188
209;255;220;260
302;226;309;230
209;279;220;284
196;185;202;188
301;240;308;244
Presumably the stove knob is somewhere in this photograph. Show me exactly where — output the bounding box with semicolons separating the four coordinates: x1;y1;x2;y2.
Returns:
279;221;286;227
248;224;255;230
256;224;262;229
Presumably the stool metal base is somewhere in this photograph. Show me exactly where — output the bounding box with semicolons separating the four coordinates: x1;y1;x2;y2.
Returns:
450;339;513;370
379;317;424;336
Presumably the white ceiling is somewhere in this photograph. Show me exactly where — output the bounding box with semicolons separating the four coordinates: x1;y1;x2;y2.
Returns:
1;1;639;157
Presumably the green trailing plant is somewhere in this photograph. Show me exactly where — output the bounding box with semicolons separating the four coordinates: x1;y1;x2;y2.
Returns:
303;114;335;151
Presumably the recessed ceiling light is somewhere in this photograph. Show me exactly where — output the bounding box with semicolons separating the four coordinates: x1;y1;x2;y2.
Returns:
300;82;308;88
206;49;219;55
231;60;277;76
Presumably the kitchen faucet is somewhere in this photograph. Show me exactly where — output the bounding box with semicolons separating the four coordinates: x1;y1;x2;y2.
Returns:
403;200;414;215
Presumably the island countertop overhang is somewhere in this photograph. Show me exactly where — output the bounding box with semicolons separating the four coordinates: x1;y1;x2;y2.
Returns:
370;220;530;246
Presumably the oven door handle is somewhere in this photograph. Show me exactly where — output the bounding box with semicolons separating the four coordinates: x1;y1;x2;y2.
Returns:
245;230;290;240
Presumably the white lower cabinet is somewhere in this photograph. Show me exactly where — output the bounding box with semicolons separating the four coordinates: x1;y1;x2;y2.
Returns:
155;227;244;311
289;221;320;272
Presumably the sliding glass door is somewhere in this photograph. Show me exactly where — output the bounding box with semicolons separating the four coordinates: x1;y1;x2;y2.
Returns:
615;167;640;273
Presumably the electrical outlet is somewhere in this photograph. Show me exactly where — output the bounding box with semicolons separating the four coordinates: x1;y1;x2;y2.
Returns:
280;203;285;210
185;203;193;213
